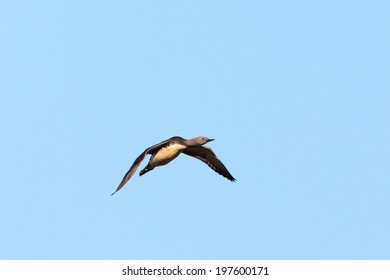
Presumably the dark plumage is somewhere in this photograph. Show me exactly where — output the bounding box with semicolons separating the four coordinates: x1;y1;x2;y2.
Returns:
111;136;235;195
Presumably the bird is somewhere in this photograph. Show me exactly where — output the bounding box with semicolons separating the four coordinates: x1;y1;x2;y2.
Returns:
111;136;236;195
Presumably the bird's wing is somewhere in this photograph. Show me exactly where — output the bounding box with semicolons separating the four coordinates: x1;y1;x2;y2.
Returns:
182;146;236;181
111;139;171;195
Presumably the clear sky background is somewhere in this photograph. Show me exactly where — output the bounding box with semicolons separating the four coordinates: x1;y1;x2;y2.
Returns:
1;1;389;260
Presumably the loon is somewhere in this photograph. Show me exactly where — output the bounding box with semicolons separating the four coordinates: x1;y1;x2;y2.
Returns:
111;136;236;195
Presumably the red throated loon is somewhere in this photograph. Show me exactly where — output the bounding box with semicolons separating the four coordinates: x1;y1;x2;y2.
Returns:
111;136;236;195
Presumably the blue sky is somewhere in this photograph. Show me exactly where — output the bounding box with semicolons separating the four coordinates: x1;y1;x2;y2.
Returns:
1;0;389;259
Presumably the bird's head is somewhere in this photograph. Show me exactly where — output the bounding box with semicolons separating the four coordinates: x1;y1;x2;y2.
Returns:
196;136;215;146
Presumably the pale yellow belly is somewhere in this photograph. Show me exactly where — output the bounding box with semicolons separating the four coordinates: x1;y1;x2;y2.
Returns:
149;144;186;167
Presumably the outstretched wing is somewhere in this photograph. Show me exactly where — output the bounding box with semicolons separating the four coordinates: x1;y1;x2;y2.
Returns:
111;139;171;195
182;146;236;181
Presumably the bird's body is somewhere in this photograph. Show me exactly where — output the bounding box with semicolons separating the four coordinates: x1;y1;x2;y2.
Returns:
149;142;186;167
111;136;235;195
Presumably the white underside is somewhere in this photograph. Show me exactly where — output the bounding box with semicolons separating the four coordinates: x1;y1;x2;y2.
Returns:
149;143;186;167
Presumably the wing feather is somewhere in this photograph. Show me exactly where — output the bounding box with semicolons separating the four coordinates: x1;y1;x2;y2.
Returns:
182;146;236;181
111;139;171;195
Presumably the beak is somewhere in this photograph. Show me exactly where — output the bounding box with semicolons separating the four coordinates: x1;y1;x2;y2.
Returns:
208;138;215;142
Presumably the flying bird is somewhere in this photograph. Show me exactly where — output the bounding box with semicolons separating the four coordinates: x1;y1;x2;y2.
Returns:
111;136;236;195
